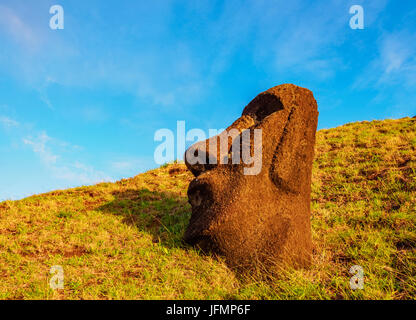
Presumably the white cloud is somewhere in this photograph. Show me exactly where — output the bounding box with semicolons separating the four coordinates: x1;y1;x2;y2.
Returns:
351;28;416;118
380;32;416;85
0;115;19;128
110;157;152;177
353;31;416;90
23;132;58;165
111;161;136;171
52;161;111;185
23;131;112;185
0;5;40;50
38;91;54;110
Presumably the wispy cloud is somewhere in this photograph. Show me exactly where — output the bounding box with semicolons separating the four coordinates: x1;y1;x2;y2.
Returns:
23;132;58;165
0;115;19;128
111;161;137;171
52;161;112;185
353;31;416;90
351;29;416;118
110;159;147;172
379;32;416;87
38;78;56;110
0;4;40;50
23;131;111;185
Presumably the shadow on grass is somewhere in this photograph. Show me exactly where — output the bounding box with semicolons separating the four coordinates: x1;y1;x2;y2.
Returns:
98;188;192;249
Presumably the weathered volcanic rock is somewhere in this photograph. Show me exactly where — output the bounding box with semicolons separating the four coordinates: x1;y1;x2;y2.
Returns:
183;84;319;271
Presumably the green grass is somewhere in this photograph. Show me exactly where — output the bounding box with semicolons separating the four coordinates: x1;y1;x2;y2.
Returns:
0;117;415;299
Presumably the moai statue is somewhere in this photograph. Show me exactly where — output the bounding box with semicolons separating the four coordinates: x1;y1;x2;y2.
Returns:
184;84;319;271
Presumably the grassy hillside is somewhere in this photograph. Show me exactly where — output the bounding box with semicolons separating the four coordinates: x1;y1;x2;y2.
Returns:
1;117;415;300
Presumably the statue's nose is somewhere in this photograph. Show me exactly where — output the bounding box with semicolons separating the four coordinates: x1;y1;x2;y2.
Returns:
184;142;213;177
184;114;257;178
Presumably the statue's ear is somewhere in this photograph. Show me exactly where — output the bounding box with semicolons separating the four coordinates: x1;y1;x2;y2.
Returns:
269;105;317;195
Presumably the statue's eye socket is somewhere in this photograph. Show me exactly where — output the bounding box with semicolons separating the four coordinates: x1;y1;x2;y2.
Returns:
243;93;284;122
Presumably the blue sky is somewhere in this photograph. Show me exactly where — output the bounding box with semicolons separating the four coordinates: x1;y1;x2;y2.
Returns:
0;0;415;200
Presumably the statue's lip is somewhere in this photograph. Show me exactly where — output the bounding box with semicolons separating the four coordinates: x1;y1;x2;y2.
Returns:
183;233;208;246
183;233;220;253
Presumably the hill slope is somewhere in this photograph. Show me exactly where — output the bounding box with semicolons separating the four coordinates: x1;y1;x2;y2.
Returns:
1;117;415;300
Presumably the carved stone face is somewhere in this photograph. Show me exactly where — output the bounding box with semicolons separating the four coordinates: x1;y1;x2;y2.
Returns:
183;84;319;270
